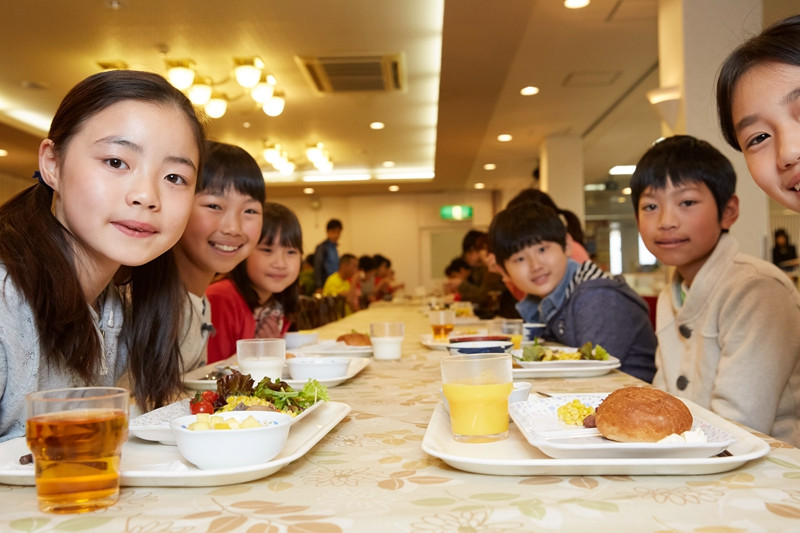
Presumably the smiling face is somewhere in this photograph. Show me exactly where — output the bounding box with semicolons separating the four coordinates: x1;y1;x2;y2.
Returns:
501;241;569;299
40;100;199;285
732;62;800;212
245;231;302;304
636;179;738;285
175;189;263;294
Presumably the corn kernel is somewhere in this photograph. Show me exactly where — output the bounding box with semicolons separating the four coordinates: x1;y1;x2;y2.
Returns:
557;399;595;426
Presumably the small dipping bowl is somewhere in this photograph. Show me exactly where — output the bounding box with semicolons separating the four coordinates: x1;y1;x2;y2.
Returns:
523;323;546;341
447;336;513;355
287;356;350;381
170;411;292;470
284;332;320;350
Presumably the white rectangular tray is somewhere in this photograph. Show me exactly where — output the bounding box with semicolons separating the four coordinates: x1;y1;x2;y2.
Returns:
421;402;770;476
0;401;350;487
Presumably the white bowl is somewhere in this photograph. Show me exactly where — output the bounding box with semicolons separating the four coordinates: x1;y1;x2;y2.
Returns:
286;356;350;380
284;332;320;350
170;411;292;470
440;381;531;411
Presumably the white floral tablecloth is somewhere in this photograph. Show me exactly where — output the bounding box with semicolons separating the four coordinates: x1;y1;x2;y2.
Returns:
2;304;800;532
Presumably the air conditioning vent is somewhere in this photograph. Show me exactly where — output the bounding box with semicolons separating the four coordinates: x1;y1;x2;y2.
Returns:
296;54;406;94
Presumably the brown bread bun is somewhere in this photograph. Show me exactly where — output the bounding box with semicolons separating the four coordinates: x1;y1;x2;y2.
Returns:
595;387;692;443
336;332;372;346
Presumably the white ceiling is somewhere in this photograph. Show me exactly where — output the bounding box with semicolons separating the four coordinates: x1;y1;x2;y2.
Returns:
0;1;791;199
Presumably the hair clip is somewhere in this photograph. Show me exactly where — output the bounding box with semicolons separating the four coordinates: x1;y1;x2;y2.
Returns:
32;170;51;189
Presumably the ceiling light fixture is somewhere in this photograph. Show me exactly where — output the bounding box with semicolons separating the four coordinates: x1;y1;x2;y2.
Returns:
564;0;590;8
302;174;371;183
306;142;333;173
474;182;485;189
369;121;385;130
609;165;636;175
233;57;264;88
165;59;196;90
388;185;400;192
303;187;315;195
0;149;8;157
204;94;228;119
187;76;213;106
250;73;276;104
375;171;434;180
497;134;512;142
382;161;396;168
520;86;540;96
483;163;496;170
263;91;286;117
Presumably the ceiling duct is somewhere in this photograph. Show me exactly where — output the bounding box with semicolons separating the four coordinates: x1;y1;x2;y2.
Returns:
296;54;406;94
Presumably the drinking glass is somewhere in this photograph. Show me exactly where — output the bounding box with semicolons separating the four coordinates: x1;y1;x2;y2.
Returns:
237;338;286;382
429;309;456;342
26;386;129;513
492;318;524;349
441;353;513;442
369;322;405;360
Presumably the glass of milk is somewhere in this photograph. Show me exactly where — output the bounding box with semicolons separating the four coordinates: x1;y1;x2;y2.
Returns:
369;322;405;360
236;338;286;382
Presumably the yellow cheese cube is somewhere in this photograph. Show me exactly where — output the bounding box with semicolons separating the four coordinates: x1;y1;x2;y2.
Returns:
195;413;210;423
213;422;231;430
188;421;210;431
240;416;261;429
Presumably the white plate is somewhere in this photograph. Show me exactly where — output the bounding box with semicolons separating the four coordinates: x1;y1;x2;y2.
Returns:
292;340;373;358
509;394;738;459
184;357;370;391
129;397;326;445
284;357;370;388
511;351;621;379
420;334;449;350
421;401;769;476
0;401;350;487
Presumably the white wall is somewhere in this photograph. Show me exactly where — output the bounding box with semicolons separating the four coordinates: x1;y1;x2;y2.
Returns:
279;190;497;292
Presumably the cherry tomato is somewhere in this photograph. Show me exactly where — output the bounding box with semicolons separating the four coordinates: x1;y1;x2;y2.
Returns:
201;391;219;404
190;400;214;414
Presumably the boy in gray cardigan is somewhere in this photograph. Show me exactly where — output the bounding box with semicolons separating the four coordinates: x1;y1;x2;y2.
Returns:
488;204;656;383
631;135;800;446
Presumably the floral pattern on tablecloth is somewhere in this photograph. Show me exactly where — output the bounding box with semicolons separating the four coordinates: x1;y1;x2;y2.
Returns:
2;304;800;532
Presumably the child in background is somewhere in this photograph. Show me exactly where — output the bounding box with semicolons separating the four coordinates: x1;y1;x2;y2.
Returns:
489;205;656;383
716;14;800;212
631;135;800;446
0;70;205;441
322;253;360;313
173;141;265;372
357;255;377;308
206;203;302;364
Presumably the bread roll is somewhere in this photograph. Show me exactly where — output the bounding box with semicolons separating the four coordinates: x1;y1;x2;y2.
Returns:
595;387;692;443
336;332;372;346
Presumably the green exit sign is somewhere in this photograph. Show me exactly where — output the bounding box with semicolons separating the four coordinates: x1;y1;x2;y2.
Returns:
440;205;473;220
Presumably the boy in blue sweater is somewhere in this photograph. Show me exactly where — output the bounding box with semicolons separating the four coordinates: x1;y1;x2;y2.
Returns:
488;204;657;382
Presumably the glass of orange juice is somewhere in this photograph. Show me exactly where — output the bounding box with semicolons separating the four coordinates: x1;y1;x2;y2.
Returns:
441;353;513;442
429;309;456;342
26;387;129;513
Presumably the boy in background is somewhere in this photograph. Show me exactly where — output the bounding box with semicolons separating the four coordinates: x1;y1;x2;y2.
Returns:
489;205;656;382
631;135;800;446
322;253;360;314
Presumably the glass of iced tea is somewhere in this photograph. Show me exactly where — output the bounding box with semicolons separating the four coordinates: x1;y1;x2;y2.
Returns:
26;387;129;513
429;309;456;342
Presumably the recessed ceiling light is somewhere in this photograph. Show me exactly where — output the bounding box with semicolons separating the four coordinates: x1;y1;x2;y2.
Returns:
0;149;8;157
105;0;125;9
483;163;496;170
520;86;540;96
303;187;314;194
564;0;590;8
388;185;400;192
369;121;385;130
382;161;395;168
474;182;485;190
621;187;632;195
243;122;251;129
497;134;512;142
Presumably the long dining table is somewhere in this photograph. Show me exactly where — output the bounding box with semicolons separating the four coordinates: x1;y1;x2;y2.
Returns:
2;302;800;531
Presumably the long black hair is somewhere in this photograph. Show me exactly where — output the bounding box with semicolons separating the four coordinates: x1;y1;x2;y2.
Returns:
0;69;205;411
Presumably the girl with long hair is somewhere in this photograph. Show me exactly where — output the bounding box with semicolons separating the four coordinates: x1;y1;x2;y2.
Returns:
0;70;205;441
